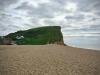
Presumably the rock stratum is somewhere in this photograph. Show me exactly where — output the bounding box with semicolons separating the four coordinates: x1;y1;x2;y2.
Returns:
5;26;66;45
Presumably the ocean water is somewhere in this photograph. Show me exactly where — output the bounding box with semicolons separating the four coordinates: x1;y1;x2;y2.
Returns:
68;44;100;51
64;36;100;51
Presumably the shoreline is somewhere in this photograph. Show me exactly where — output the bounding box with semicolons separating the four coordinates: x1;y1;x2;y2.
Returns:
0;44;100;51
67;44;100;51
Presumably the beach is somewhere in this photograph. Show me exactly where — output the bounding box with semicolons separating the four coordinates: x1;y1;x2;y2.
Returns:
0;44;100;75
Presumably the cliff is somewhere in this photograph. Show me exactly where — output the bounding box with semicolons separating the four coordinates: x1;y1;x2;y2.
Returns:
53;26;66;45
5;26;66;45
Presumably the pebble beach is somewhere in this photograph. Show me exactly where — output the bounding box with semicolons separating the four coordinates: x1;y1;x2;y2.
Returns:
0;44;100;75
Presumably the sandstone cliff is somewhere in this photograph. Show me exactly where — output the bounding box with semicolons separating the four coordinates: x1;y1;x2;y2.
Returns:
53;26;66;46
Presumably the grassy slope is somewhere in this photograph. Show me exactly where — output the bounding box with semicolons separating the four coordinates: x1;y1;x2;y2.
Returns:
6;26;61;45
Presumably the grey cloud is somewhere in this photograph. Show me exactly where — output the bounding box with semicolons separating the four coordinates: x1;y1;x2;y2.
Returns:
63;24;100;33
93;2;100;8
24;24;34;27
24;23;39;28
0;0;19;9
93;1;100;10
8;25;22;29
28;11;54;19
81;33;100;35
68;0;100;13
0;12;23;32
61;26;73;32
65;14;85;21
15;1;70;18
51;0;67;5
0;12;22;20
15;2;54;18
0;13;20;24
1;28;7;31
0;24;22;31
30;18;41;26
95;11;100;16
87;17;100;22
0;24;7;31
15;2;33;10
44;19;73;30
77;1;93;12
44;20;58;26
89;25;100;31
15;17;22;19
57;0;100;17
0;13;13;19
62;0;90;12
0;24;23;36
28;3;60;18
91;18;99;21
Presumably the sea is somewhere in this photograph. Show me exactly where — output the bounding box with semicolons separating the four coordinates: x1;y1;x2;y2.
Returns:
68;44;100;51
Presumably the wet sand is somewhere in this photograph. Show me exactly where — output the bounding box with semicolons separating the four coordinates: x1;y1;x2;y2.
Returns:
0;44;100;75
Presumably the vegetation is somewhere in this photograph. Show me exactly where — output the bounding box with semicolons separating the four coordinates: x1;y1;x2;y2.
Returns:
5;26;61;45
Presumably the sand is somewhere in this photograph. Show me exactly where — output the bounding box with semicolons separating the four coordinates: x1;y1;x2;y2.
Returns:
0;44;100;75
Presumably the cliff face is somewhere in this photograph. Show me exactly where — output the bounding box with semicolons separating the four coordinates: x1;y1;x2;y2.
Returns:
53;26;66;46
5;26;66;45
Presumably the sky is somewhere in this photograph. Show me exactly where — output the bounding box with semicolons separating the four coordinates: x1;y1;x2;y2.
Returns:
0;0;100;45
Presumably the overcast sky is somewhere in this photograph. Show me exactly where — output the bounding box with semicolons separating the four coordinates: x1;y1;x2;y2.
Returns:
0;0;100;45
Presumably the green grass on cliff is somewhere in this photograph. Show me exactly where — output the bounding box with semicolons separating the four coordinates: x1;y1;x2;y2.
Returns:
6;26;61;45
